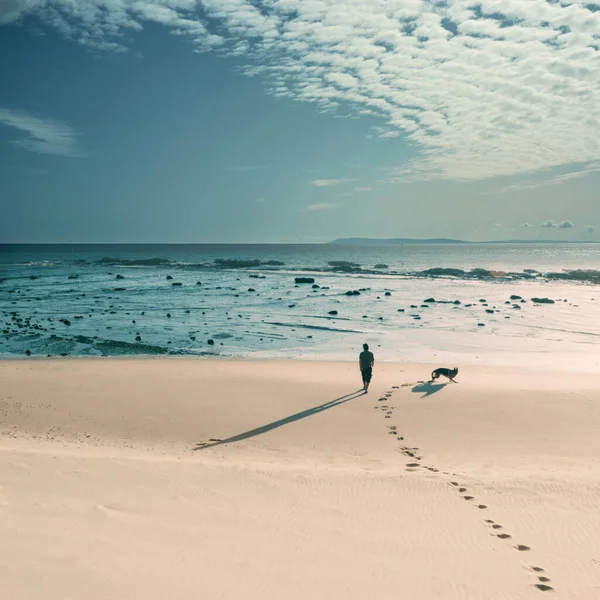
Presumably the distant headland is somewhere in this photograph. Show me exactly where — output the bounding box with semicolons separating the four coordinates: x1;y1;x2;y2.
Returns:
327;238;594;246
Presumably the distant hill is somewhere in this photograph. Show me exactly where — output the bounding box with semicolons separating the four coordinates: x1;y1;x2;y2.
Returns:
327;238;587;246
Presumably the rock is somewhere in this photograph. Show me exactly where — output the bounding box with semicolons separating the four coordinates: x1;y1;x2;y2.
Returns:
374;263;388;269
397;308;405;312
60;319;71;326
378;317;383;320
328;310;338;315
384;291;391;296
478;323;485;327
420;267;465;277
295;277;315;284
479;299;486;303
312;284;320;289
167;313;171;318
453;300;461;305
410;304;417;308
486;309;495;314
196;281;202;285
248;288;256;292
166;275;173;280
25;349;31;355
207;339;214;345
512;304;521;309
116;274;125;280
421;304;430;308
288;304;296;308
424;297;436;303
532;297;555;304
30;275;38;280
505;301;511;304
135;335;142;341
113;287;126;291
68;274;79;279
510;295;522;300
345;290;361;296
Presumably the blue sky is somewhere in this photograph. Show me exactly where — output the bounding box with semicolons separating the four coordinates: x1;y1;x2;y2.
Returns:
1;0;599;243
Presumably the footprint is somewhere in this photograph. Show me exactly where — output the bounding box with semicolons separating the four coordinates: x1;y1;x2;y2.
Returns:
477;505;487;509
208;438;223;442
515;545;531;552
484;519;494;523
450;482;459;487
385;415;391;419
392;386;399;389
534;584;553;592
492;524;502;529
538;577;551;583
458;487;467;492
406;463;420;468
497;533;512;539
463;496;474;500
532;567;545;573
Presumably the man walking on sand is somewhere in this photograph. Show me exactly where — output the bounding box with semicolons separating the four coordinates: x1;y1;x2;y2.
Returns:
359;343;374;392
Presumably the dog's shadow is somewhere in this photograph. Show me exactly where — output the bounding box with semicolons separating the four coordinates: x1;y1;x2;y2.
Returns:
412;381;447;398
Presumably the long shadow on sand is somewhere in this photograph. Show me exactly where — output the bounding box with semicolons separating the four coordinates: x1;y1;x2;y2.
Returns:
412;381;447;398
193;389;366;451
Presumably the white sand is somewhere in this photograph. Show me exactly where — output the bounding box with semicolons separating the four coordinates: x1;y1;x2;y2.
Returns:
1;359;599;599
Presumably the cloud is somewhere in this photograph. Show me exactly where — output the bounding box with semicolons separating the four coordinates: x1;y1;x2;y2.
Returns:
541;220;557;228
559;220;574;229
0;107;83;156
304;203;341;211
587;227;595;234
353;187;371;192
492;163;600;194
255;197;266;202
311;178;353;187
4;1;600;180
521;223;532;228
492;223;502;229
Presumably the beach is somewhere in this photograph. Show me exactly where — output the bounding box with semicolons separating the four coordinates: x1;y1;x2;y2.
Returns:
1;359;599;599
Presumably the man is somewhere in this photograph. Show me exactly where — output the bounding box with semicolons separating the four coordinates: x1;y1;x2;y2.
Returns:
359;343;374;392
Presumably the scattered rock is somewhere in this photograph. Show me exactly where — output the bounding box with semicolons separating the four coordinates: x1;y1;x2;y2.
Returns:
167;313;171;318
172;282;182;286
479;299;487;303
532;297;555;304
397;308;405;312
207;339;214;345
374;263;388;269
478;323;485;327
196;281;202;285
328;310;338;315
510;294;522;300
312;284;320;289
384;291;391;296
486;309;494;314
25;349;31;355
30;275;38;280
135;335;142;341
166;275;173;280
345;290;361;296
295;277;315;284
424;297;435;303
113;287;126;291
68;274;79;279
115;274;125;280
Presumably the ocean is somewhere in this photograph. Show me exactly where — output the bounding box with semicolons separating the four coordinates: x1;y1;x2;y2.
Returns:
1;243;599;369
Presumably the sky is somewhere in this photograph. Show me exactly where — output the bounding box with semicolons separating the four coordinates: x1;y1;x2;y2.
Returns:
1;0;599;244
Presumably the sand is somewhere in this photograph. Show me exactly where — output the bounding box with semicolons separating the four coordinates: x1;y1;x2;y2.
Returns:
1;359;599;599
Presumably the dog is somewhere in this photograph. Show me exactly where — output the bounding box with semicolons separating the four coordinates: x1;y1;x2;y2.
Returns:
430;367;459;383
